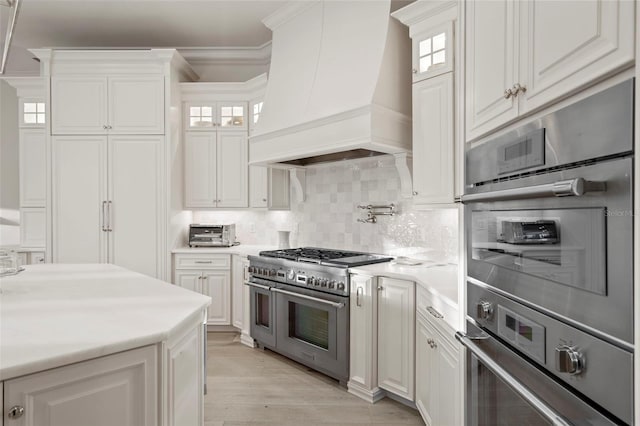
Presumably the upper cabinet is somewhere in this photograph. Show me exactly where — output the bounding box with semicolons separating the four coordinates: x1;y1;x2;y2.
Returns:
412;21;454;82
51;75;165;135
465;0;635;142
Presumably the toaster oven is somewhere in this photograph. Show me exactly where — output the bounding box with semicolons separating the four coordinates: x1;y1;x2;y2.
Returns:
189;224;236;247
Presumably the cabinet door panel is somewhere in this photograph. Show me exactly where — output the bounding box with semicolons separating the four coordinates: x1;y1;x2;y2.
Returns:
216;132;248;208
20;208;46;248
167;326;203;426
412;74;454;205
232;255;244;329
108;76;164;134
465;0;518;141
349;275;377;392
184;133;216;208
3;345;157;426
268;168;290;210
51;76;107;134
19;129;46;207
415;315;436;426
175;271;202;294
203;271;231;325
377;277;415;400
249;166;268;208
435;333;460;426
52;136;108;263
520;0;635;112
109;136;163;278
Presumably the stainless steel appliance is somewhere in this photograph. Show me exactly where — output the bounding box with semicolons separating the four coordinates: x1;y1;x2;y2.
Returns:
459;79;634;425
188;224;236;247
246;247;392;384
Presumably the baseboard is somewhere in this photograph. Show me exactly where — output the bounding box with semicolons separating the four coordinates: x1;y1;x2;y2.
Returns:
240;332;256;348
384;390;417;410
347;381;386;403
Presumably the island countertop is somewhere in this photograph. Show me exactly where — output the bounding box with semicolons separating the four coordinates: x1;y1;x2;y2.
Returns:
0;264;211;381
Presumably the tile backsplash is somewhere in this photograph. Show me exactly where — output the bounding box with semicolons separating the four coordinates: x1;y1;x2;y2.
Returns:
193;155;459;263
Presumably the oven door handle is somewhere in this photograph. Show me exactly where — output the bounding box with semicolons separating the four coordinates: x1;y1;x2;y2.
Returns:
244;281;272;291
460;178;606;203
271;287;345;309
455;331;571;426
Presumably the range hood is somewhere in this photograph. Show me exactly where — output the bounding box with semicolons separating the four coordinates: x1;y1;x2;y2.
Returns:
249;1;412;167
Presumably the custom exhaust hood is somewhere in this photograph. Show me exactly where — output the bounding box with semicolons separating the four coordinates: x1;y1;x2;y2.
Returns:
249;0;412;168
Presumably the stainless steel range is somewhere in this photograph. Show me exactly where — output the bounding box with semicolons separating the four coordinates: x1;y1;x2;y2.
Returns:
246;247;392;384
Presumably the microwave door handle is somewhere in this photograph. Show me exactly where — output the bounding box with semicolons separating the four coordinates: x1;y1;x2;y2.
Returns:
460;178;606;203
270;287;345;309
455;331;571;426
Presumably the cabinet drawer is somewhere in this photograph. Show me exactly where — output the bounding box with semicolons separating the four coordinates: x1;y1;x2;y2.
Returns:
416;284;458;333
174;254;230;270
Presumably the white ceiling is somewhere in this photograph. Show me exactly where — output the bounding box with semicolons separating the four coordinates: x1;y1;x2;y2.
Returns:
1;0;286;75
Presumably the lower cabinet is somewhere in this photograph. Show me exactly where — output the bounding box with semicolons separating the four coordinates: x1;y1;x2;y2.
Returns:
3;345;158;426
173;254;231;325
348;275;415;403
415;311;461;426
231;254;253;346
377;277;415;401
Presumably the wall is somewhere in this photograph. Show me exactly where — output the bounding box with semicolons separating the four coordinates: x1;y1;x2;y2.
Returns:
193;155;459;264
0;80;20;246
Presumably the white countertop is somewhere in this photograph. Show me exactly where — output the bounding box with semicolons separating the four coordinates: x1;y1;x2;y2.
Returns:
172;245;277;257
350;261;459;308
0;264;211;381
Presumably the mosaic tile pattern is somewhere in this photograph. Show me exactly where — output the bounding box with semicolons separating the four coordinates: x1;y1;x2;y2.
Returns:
193;156;459;263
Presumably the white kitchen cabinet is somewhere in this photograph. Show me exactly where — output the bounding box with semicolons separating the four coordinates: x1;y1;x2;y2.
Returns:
416;310;461;426
19;128;46;207
411;22;453;83
232;255;244;329
184;131;248;208
249;167;291;210
51;75;164;135
348;274;383;403
377;277;415;401
19;209;46;248
52;135;163;278
412;73;454;205
174;253;231;326
3;345;157;426
466;0;635;141
165;324;204;426
249;166;268;208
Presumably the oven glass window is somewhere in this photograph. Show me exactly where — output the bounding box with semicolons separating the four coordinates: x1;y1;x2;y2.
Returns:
288;302;329;350
256;293;271;328
472;359;552;426
470;208;606;295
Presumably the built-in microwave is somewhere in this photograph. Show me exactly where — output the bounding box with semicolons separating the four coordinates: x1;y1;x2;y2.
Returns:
188;224;236;247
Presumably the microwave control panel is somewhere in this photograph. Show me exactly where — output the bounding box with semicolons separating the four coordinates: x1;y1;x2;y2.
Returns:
497;305;546;363
497;128;545;175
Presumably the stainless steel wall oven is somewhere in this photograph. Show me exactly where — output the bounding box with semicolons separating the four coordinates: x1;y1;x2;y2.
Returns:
459;79;634;425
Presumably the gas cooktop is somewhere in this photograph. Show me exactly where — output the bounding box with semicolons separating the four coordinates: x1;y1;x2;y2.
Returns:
259;247;393;268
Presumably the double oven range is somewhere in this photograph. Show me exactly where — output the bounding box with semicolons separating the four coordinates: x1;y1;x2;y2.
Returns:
246;247;392;384
459;79;634;425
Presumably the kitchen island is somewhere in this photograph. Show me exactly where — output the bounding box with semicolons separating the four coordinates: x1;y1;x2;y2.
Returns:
0;263;210;426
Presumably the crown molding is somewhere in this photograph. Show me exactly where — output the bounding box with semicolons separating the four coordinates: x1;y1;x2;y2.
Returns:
391;0;457;26
180;72;268;101
1;76;45;98
262;1;319;31
179;42;272;66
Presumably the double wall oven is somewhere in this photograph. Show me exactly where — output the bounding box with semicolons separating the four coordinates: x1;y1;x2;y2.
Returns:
459;79;634;425
245;248;391;384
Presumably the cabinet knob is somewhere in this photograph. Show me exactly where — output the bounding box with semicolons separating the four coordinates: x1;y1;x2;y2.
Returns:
412;68;418;74
504;88;514;99
103;124;108;129
412;191;418;196
8;405;25;419
512;83;527;96
262;198;267;202
377;286;383;291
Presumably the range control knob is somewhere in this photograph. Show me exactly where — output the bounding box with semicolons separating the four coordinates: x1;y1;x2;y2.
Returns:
286;269;295;280
476;300;494;321
269;269;276;277
328;280;336;289
555;345;584;375
308;276;316;286
319;278;327;287
248;266;255;274
337;282;345;291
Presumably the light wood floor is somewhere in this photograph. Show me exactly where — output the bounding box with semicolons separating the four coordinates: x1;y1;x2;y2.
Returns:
205;332;424;426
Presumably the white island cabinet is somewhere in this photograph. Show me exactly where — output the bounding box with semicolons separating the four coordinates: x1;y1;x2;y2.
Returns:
0;264;210;426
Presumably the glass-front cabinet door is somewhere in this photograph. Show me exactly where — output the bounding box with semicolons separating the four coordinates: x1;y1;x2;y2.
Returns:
412;21;454;82
218;102;247;130
185;102;247;131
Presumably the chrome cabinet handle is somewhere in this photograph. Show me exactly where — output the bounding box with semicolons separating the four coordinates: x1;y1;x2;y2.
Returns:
456;331;571;426
461;178;606;204
103;124;108;130
356;286;363;307
194;260;213;264
271;287;345;309
377;286;383;291
102;201;108;231
427;306;443;319
8;405;25;419
504;88;514;99
106;200;112;231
